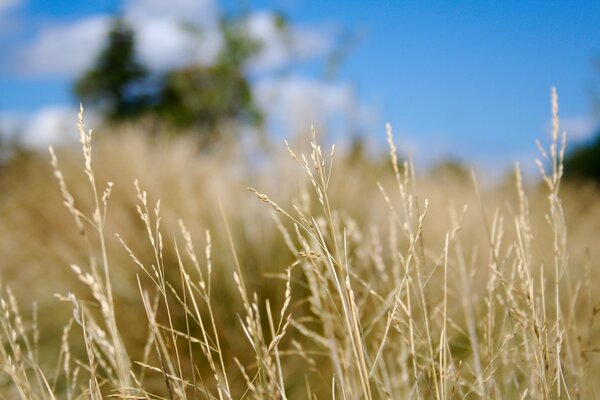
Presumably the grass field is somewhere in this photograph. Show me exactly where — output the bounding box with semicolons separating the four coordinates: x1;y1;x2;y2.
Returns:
0;93;599;399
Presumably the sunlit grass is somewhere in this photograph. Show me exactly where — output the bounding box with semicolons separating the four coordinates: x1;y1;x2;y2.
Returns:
0;91;599;398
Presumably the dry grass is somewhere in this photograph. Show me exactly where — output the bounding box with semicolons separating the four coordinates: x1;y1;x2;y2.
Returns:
0;91;599;399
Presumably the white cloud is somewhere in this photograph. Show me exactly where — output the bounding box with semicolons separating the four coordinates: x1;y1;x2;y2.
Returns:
17;0;223;77
123;0;222;70
0;0;24;36
0;112;21;142
244;11;335;72
16;0;336;79
287;24;336;61
21;107;79;148
124;0;218;26
0;0;22;16
254;76;373;143
19;15;111;76
0;107;100;150
560;116;599;141
132;19;222;71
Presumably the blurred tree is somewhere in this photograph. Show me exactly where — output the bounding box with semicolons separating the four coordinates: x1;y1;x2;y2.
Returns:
428;159;471;187
563;130;600;184
218;16;262;69
74;19;149;121
157;64;261;131
74;15;264;135
563;59;600;184
156;17;262;131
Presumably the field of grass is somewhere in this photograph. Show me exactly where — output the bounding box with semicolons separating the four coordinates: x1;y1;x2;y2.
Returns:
0;93;599;399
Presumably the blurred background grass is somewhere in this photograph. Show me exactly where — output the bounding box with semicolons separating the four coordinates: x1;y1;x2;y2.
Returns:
1;125;600;396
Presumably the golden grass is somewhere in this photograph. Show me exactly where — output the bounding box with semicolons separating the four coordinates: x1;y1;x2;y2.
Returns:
0;91;599;398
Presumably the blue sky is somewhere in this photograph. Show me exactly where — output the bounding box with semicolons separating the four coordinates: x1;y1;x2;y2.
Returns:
1;0;599;171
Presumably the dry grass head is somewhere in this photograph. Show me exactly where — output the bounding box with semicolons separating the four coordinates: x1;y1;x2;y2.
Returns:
0;92;599;398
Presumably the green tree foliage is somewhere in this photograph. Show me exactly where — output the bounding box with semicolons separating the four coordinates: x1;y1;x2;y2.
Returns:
564;130;600;184
156;18;262;131
157;64;260;130
74;19;148;121
74;16;264;134
562;58;600;185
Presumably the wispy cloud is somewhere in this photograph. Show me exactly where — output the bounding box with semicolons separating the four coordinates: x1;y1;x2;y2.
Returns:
124;0;222;70
17;15;111;77
0;0;24;36
244;11;335;73
254;76;375;143
0;106;90;149
124;0;218;26
0;0;23;17
15;0;221;77
15;0;338;78
133;19;222;71
560;115;599;142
